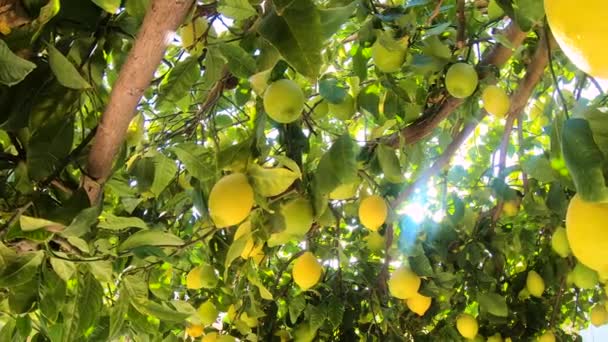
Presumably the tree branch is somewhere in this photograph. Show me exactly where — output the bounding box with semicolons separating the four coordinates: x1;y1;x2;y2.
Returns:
392;31;550;208
384;21;526;148
82;0;195;204
456;0;466;49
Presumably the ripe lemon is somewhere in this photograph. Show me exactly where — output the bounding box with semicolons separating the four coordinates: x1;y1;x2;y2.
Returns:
501;200;519;217
263;79;305;123
365;231;386;252
185;324;204;338
208;173;254;228
328;93;356;121
571;262;599;289
358;195;388;231
456;313;479;339
526;271;545;298
281;197;314;236
566;195;608;274
538;331;555;342
406;292;432;316
487;333;503;342
388;267;421;299
309;97;329;119
186;264;218;289
372;40;407;73
198;301;218;325
591;305;608;327
329;181;359;200
445;63;478;98
551;227;571;258
482;85;510;117
292;251;323;290
544;0;608;79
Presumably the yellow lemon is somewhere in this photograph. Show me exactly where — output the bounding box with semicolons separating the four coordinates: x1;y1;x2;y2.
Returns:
358;195;388;231
372;40;407;73
263;79;305;123
445;63;478;98
544;0;608;79
186;264;218;289
292;252;323;290
198;301;218;325
185;324;204;338
501;200;519;217
526;271;545;298
328;93;356;121
571;262;599;289
202;332;218;342
566;195;608;274
179;17;208;55
388;267;421;299
406;292;432;316
482;85;510;117
538;331;555;342
208;173;254;228
551;227;571;258
591;304;608;327
456;313;479;340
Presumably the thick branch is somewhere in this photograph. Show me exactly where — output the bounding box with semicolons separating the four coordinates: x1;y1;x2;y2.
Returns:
392;32;550;208
83;0;195;204
385;21;527;148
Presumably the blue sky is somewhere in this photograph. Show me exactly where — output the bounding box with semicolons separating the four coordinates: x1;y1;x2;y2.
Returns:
581;324;608;341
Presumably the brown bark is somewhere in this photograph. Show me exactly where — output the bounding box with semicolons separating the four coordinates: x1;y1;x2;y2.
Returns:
384;21;527;148
83;0;194;204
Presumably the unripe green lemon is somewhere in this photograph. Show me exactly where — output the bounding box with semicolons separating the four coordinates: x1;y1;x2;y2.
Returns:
263;79;305;123
372;40;407;73
572;262;599;289
551;227;571;258
308;96;329;119
365;231;385;252
198;301;219;325
328;93;356;120
358;195;388;231
292;251;323;290
208;173;254;228
482;85;510;117
445;63;478;98
456;313;479;340
526;270;545;298
388;267;421;299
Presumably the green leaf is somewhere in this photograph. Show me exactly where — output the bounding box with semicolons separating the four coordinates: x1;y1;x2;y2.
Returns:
122;274;149;303
289;295;306;324
218;43;257;79
217;0;257;20
47;44;91;89
118;230;184;252
326;298;345;328
319;78;348;104
247;265;273;300
376;145;403;183
318;3;357;41
50;257;77;282
224;232;251;279
109;293;129;340
315;134;359;194
258;0;323;78
87;260;113;283
409;254;434;277
157;57;200;105
0;251;43;287
0;318;16;341
512;0;544;31
61;206;101;237
98;213;148;231
125;0;150;20
19;215;64;231
0;40;36;86
39;266;66;323
171;143;216;181
249;164;299;197
91;0;120;13
521;155;556;183
27;116;74;180
135;301;191;323
562;119;608;202
31;0;61;41
149;152;178;196
478;292;508;317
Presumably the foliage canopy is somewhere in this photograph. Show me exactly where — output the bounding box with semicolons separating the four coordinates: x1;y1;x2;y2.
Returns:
0;0;607;341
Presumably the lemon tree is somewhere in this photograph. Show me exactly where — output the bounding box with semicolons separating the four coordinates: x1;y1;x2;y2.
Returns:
0;0;607;340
